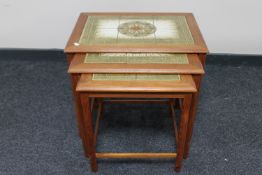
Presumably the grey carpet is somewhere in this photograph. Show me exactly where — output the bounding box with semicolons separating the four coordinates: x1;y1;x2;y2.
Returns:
0;51;261;175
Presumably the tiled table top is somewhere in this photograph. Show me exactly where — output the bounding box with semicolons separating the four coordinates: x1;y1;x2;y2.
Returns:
79;15;194;45
64;13;208;53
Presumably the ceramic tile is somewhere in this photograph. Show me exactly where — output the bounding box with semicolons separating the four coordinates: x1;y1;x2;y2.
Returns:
79;15;194;46
92;73;181;81
84;53;189;64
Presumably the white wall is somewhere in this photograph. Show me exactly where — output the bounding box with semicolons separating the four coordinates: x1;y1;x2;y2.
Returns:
0;0;262;54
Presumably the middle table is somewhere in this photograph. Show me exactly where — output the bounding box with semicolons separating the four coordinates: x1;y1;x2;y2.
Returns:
68;52;204;156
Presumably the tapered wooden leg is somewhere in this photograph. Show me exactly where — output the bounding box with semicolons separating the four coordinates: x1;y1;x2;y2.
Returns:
183;54;206;159
183;75;202;159
71;74;83;139
80;93;98;172
66;54;89;158
175;95;191;172
71;74;91;158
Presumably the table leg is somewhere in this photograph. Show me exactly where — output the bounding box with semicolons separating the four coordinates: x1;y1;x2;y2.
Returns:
66;54;89;157
71;74;90;157
175;95;192;172
184;53;206;158
183;75;202;159
80;93;98;172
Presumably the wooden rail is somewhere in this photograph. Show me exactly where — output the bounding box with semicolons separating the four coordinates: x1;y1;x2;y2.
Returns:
104;99;169;104
96;153;177;159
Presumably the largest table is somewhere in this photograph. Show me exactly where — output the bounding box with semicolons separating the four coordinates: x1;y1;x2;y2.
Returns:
64;12;208;158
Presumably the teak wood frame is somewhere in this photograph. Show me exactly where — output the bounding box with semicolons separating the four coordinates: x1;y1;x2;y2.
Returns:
78;92;192;172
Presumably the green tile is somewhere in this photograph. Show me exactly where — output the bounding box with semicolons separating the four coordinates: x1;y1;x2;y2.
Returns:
79;15;194;46
92;74;181;81
84;53;189;64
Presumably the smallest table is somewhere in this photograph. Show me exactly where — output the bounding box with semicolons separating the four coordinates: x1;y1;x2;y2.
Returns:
76;73;196;172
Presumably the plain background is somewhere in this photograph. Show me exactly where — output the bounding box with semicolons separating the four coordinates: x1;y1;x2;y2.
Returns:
0;0;262;54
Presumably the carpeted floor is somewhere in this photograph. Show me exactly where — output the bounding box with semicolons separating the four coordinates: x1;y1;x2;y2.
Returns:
0;50;261;175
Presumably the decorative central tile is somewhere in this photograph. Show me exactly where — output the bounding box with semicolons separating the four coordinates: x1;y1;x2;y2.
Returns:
79;15;194;45
92;74;181;81
84;53;189;64
118;21;156;37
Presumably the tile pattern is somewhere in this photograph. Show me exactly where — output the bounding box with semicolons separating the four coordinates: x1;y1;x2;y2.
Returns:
118;21;156;37
92;74;181;81
84;53;189;64
79;15;194;45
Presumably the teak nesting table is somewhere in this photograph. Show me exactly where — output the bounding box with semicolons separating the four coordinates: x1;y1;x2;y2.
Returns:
64;13;208;172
